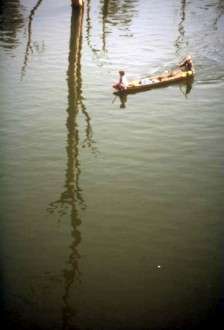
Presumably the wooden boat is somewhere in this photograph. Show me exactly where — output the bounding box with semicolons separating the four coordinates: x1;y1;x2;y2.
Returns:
113;68;194;95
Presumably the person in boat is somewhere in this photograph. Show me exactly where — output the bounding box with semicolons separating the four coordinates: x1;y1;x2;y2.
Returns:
178;55;194;72
156;55;194;82
113;70;129;91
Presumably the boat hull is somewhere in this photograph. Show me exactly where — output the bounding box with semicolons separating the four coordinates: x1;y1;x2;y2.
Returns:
113;70;194;95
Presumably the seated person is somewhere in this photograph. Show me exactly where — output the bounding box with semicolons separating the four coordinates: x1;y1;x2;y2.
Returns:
113;70;129;91
158;55;194;81
178;55;194;72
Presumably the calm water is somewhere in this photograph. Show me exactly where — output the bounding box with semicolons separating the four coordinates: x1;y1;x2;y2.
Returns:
1;0;224;329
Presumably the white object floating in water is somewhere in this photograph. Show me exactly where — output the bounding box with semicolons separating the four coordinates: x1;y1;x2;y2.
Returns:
157;265;161;269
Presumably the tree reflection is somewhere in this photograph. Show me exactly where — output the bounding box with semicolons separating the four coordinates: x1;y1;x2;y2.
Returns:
86;0;107;62
214;0;224;30
175;0;187;56
100;0;138;27
86;0;138;58
21;0;43;78
48;5;95;329
0;0;24;50
101;0;110;52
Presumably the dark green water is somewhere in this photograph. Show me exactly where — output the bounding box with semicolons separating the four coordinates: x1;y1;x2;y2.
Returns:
1;0;224;329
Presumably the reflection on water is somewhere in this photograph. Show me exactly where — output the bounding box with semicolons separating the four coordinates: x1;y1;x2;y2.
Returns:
62;10;84;327
179;78;193;97
101;0;110;52
175;0;186;56
1;0;224;329
100;0;138;49
116;93;127;109
47;5;95;216
21;0;43;78
47;5;95;329
86;0;110;64
0;0;24;50
86;0;138;63
86;0;99;54
100;0;138;27
48;6;84;322
214;0;224;29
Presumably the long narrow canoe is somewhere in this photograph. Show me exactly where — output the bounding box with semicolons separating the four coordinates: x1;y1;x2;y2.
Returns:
113;69;194;95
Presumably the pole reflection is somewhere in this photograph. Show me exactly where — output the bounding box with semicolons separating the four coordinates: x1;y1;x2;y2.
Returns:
60;7;85;329
48;5;94;329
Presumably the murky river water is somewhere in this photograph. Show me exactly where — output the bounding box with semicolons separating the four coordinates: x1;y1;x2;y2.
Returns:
1;0;224;329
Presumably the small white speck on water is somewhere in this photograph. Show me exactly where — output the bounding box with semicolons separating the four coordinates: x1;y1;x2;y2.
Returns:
157;265;161;269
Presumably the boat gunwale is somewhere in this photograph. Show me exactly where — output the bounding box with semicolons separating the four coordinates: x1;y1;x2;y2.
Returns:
113;69;195;95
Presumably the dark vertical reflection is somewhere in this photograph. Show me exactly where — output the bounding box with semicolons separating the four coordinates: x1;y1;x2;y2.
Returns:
101;0;138;27
175;0;186;55
86;0;91;44
101;0;110;52
86;0;93;50
86;0;102;59
86;0;138;59
50;7;84;329
0;0;24;50
48;5;95;329
21;0;43;78
62;11;84;330
214;0;224;30
179;78;193;98
117;93;127;108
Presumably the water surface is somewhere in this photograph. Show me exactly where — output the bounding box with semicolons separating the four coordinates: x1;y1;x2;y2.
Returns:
1;0;224;329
